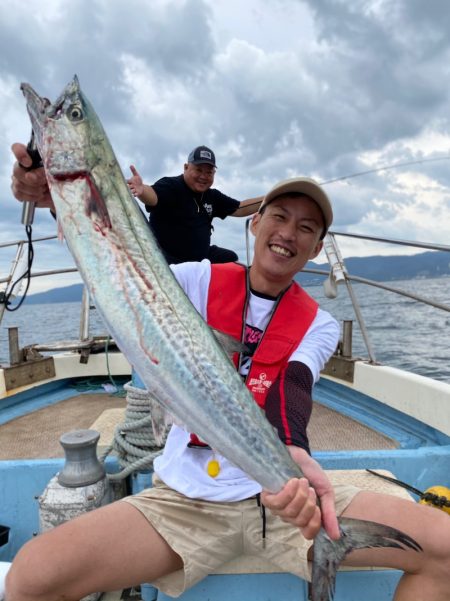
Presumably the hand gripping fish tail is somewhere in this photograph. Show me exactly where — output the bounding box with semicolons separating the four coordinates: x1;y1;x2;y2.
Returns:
20;76;422;601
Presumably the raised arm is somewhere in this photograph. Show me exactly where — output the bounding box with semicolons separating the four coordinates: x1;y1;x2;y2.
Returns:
127;165;158;208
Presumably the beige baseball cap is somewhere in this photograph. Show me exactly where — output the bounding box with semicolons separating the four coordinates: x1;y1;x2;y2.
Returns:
259;177;333;234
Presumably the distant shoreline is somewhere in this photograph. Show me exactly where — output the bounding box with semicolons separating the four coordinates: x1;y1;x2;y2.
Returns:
20;250;450;305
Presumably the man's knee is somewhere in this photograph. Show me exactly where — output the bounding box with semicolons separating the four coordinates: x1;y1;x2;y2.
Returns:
423;508;450;578
5;541;62;601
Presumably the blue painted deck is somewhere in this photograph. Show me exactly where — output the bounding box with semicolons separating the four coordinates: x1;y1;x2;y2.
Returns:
1;375;449;600
156;570;402;601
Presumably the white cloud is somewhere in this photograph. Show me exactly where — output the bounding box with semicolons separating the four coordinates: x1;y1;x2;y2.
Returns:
1;0;450;285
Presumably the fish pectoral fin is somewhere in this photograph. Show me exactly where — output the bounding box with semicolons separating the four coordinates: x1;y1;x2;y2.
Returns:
311;518;422;601
85;174;112;231
211;328;249;357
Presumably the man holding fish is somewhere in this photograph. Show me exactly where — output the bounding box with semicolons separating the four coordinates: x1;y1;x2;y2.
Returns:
7;101;450;601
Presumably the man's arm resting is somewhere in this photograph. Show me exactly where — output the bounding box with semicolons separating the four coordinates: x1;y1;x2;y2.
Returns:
232;196;263;217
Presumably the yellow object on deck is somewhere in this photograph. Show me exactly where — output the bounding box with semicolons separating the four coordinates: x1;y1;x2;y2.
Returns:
418;486;450;515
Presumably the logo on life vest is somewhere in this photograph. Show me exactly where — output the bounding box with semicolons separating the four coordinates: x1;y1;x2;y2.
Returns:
248;372;273;394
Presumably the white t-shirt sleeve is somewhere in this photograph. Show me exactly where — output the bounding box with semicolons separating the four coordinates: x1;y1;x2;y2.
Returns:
289;308;340;382
169;259;211;319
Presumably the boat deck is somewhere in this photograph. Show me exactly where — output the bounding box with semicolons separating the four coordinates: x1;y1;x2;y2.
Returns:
0;392;127;460
0;390;397;460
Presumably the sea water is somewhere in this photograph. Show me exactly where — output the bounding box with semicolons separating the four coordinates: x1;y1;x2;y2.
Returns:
1;276;449;382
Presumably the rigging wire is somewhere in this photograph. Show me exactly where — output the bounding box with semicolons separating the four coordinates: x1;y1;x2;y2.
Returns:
319;155;450;185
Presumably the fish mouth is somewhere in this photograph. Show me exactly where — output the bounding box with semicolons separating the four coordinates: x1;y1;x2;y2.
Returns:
52;170;89;182
20;83;49;122
20;75;81;151
20;83;51;149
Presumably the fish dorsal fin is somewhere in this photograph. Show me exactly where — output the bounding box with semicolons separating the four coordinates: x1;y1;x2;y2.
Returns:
211;328;249;357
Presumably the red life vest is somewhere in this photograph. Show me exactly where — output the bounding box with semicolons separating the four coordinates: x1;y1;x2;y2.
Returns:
207;262;318;408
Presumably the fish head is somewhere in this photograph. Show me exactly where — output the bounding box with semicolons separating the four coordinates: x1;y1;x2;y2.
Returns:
21;76;118;233
20;75;103;179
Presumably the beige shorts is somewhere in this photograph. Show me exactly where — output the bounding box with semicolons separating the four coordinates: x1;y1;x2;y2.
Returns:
123;476;359;597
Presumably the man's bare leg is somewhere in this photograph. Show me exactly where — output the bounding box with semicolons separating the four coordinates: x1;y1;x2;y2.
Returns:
6;500;183;601
340;491;450;601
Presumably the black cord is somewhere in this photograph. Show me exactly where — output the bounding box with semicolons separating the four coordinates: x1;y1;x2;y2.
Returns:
1;225;34;311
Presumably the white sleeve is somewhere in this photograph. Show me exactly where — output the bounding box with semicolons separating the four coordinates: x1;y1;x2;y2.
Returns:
169;259;211;320
289;308;340;382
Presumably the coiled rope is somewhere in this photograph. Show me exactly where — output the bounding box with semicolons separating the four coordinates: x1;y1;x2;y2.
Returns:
100;381;170;481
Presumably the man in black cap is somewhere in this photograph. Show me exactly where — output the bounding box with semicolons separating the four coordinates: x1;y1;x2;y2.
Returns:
127;145;263;264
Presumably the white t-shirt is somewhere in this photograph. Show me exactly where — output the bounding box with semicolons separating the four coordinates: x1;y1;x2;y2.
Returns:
153;260;339;502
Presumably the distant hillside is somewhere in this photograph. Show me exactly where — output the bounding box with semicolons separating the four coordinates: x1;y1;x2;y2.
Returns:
296;250;450;286
24;250;450;304
26;283;84;304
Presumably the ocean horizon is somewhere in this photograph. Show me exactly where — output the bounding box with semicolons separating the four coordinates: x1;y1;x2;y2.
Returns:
1;275;449;383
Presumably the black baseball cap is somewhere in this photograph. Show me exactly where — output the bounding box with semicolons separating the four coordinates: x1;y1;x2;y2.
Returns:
187;146;216;167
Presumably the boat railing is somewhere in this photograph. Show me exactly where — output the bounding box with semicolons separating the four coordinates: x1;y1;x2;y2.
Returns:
1;230;450;371
0;234;77;322
303;231;450;371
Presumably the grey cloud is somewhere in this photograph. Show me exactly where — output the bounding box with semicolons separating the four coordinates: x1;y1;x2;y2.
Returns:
0;0;216;122
1;0;450;285
303;0;450;139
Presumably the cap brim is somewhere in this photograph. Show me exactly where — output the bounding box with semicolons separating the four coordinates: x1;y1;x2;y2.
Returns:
260;177;333;231
189;159;216;166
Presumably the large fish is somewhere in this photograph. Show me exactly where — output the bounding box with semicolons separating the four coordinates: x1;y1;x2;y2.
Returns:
21;76;421;601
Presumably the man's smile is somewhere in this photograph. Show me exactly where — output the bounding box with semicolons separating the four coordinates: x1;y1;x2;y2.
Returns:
269;243;294;258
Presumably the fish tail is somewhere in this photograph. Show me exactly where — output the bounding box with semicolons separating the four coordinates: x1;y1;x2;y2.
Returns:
310;517;422;601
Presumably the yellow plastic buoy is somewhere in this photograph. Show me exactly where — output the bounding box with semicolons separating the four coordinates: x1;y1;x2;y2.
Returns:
207;458;221;478
419;486;450;515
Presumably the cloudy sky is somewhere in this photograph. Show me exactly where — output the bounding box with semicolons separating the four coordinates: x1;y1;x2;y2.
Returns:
1;0;450;293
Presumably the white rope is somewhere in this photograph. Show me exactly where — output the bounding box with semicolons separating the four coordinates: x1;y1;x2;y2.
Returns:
100;381;170;481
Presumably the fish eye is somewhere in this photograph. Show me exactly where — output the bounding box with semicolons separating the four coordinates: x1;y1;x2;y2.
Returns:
67;105;83;122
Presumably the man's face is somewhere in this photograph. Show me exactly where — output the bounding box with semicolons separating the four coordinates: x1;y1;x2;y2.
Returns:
183;163;216;193
249;194;325;295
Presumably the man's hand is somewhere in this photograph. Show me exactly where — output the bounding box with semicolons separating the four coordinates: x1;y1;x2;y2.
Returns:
11;143;54;209
261;447;340;541
127;165;145;197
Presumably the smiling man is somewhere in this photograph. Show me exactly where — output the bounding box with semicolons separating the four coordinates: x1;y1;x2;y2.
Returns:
249;178;331;296
127;145;263;263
